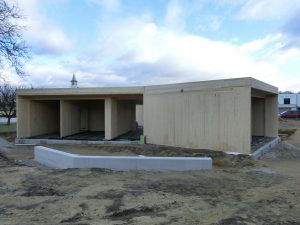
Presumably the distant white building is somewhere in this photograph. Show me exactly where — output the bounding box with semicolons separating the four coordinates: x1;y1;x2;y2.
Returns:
278;94;300;113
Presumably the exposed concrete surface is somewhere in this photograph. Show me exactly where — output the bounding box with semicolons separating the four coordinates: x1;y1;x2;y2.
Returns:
16;138;139;145
34;146;212;171
17;77;278;154
261;141;300;160
251;137;281;160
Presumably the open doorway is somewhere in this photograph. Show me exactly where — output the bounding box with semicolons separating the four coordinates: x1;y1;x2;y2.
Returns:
30;100;60;139
61;100;105;140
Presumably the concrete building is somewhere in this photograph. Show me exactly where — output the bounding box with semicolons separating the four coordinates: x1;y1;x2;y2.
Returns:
278;93;300;113
16;77;278;154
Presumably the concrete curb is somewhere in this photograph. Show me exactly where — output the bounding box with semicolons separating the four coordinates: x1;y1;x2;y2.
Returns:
251;137;281;160
16;138;139;145
34;146;212;171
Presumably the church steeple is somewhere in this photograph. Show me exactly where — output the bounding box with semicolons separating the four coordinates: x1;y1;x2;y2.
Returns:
71;73;78;88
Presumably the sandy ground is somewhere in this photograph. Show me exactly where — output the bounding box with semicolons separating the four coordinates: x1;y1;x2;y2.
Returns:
0;120;299;224
279;119;300;147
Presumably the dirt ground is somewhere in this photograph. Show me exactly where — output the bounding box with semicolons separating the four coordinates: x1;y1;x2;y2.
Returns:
0;120;300;224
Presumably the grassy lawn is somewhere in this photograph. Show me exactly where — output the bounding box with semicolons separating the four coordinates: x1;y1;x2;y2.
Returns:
0;123;16;133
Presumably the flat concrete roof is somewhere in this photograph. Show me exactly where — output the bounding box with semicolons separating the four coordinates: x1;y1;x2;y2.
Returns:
17;77;277;97
145;77;278;94
17;86;145;96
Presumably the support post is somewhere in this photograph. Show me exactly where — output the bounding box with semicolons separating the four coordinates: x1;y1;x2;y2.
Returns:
265;94;278;137
105;97;118;140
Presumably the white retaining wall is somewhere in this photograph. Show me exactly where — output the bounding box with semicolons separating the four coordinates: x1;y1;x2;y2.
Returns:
34;146;212;171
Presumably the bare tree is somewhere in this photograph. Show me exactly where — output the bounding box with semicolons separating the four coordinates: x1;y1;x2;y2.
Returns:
0;0;28;77
0;83;16;125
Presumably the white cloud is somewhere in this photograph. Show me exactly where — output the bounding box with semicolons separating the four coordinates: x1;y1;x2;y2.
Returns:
13;57;128;88
12;0;73;55
86;0;121;12
18;14;299;91
240;33;300;66
6;0;299;92
240;34;282;53
165;0;185;31
209;18;221;31
88;17;295;90
238;0;300;20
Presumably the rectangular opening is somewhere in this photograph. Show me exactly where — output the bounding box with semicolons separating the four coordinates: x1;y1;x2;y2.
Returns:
111;100;140;141
29;98;143;141
284;98;290;105
30;100;60;138
61;100;105;140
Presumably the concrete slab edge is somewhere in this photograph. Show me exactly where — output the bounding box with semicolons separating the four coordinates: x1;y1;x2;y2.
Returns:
251;137;281;160
16;138;139;145
34;146;212;171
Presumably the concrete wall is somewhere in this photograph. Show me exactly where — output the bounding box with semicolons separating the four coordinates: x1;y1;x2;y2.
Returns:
265;94;278;137
251;97;265;136
60;100;81;137
136;104;143;126
117;100;136;135
16;78;277;154
16;97;30;138
105;97;118;140
105;98;136;140
35;146;212;171
88;100;104;131
144;86;251;154
30;100;60;137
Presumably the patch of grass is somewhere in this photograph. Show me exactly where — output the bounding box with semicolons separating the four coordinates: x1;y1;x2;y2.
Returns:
278;128;297;138
0;123;16;133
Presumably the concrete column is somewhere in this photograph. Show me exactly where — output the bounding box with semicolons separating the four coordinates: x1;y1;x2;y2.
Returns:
136;104;144;126
60;100;81;138
265;94;278;137
131;102;137;131
105;97;118;140
16;97;31;138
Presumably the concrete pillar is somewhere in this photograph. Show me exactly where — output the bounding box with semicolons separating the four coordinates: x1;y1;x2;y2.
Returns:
265;94;278;137
131;102;137;131
16;97;31;138
136;104;143;126
105;97;118;140
60;100;81;138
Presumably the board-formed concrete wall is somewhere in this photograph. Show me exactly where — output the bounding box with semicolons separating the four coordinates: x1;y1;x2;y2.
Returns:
16;78;278;153
144;86;252;153
136;104;143;126
30;100;60;137
117;100;136;135
251;97;265;136
16;97;30;138
89;100;105;131
16;98;60;138
105;98;136;140
265;94;278;137
60;100;81;137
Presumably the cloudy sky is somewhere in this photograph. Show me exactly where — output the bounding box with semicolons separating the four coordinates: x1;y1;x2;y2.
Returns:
4;0;300;91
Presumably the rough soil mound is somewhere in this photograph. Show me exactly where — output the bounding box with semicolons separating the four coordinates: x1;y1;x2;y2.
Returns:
261;141;300;160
